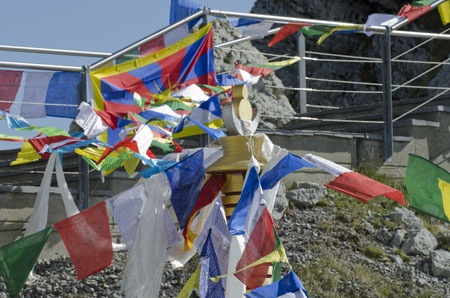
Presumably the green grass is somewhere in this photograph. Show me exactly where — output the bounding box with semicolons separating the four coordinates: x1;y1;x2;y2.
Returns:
291;254;445;298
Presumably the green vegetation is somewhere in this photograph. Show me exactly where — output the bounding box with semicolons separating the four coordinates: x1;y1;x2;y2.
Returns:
292;255;430;298
362;246;387;260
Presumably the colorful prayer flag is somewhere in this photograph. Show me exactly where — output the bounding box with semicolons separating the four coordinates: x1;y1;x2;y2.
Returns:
245;270;309;298
405;154;450;223
364;14;406;37
91;23;216;113
397;3;432;23
228;157;264;236
438;0;450;25
121;172;171;298
0;227;52;298
304;154;406;206
172;95;224;140
183;174;227;249
234;207;278;290
199;230;225;298
19;71;81;119
0;70;23;113
54;202;113;280
170;0;204;29
178;267;201;298
268;23;312;47
166;149;206;229
237;58;301;79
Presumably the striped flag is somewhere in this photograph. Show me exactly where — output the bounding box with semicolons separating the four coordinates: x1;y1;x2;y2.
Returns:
304;154;406;206
91;23;217;113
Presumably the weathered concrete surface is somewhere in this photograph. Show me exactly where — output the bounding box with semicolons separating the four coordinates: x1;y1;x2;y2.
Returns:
0;188;121;259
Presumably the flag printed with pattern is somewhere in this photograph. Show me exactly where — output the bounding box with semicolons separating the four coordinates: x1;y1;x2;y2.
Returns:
54;202;113;280
90;23;216;113
405;154;450;223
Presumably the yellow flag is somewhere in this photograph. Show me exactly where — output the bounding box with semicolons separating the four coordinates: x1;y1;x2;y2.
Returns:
438;1;450;25
318;25;361;45
123;155;140;176
437;178;450;221
210;245;289;283
10;142;41;166
178;267;201;298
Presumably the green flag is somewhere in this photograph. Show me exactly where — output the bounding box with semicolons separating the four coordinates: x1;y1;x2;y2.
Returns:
412;0;434;7
405;154;450;223
0;227;52;298
300;25;335;37
272;226;282;283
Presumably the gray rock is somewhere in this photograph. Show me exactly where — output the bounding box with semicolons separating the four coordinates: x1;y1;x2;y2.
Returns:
272;182;289;220
401;228;438;255
389;254;404;265
391;229;407;248
365;221;375;234
431;250;450;278
286;182;326;208
212;19;295;128
390;207;424;231
376;228;392;244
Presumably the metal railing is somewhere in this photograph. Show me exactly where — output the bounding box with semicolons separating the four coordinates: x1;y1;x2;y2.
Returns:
0;1;449;202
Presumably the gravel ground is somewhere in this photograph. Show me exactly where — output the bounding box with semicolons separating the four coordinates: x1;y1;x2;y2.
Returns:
2;200;448;298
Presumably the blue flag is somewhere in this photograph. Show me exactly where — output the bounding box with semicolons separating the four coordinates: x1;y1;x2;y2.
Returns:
199;230;225;298
170;0;204;29
245;270;309;298
166;149;205;229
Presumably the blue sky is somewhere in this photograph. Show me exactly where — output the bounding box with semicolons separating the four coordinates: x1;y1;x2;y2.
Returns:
0;0;256;149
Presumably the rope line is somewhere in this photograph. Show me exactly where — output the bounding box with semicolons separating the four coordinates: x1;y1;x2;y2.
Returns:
392;56;450;92
393;27;450;61
265;85;382;94
393;87;450;122
0;100;78;107
306;77;449;91
260;114;383;124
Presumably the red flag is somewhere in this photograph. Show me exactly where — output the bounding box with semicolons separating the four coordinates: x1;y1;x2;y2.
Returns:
268;22;312;47
325;171;406;206
54;201;113;280
0;70;23;112
397;4;432;23
29;135;80;159
234;207;276;290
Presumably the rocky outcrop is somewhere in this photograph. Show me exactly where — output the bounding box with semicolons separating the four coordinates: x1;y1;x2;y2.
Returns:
250;0;450;109
212;19;295;128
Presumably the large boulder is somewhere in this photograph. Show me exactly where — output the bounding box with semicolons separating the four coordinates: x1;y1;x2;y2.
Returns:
272;182;289;220
431;249;450;278
390;207;423;231
401;228;438;255
286;182;326;208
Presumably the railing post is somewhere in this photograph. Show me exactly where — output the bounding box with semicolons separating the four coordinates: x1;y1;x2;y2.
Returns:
297;32;307;114
381;28;393;161
78;67;90;210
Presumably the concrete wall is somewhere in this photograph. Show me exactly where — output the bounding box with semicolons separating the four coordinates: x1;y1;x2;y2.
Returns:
0;186;122;259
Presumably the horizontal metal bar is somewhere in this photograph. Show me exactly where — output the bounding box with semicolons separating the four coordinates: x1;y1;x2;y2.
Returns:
0;61;82;72
215;27;280;48
0;45;110;58
90;9;206;70
208;9;368;29
209;9;450;40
